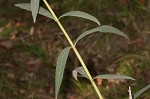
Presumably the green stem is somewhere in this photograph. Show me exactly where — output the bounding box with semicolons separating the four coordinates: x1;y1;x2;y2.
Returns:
42;0;104;99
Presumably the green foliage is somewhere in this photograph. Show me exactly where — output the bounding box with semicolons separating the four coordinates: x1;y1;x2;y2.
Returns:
15;42;52;67
0;20;19;36
74;81;97;99
59;11;100;25
0;28;12;36
20;42;45;57
116;60;134;77
72;67;135;81
72;67;89;80
133;84;150;99
93;74;135;80
0;71;20;98
55;47;71;99
75;25;129;45
15;3;54;20
31;0;40;22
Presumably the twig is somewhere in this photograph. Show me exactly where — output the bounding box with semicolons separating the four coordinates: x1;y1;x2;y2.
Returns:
128;86;132;99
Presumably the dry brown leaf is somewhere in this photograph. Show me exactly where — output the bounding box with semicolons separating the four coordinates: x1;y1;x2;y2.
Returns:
20;89;26;94
0;39;13;49
137;0;145;3
144;69;150;84
10;31;18;40
0;28;4;32
96;78;103;86
5;63;14;68
26;59;41;72
29;26;34;36
119;0;130;6
7;72;15;79
16;22;21;27
5;22;13;28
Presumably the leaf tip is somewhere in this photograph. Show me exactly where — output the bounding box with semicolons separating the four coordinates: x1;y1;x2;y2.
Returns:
14;4;17;6
132;78;136;80
124;35;130;42
33;18;36;23
31;14;37;23
98;22;101;26
15;4;19;7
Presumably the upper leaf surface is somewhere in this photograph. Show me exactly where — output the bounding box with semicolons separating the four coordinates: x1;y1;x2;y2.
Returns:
15;3;54;20
31;0;40;22
72;67;89;80
59;11;100;25
75;25;129;45
93;74;135;80
39;7;54;20
55;47;71;99
133;84;150;99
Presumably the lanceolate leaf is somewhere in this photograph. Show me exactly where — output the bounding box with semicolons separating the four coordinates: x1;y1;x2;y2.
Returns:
93;74;135;80
31;0;40;22
55;47;71;99
39;7;54;20
15;3;54;20
75;25;129;45
72;67;89;80
133;84;150;99
59;11;100;25
15;3;30;10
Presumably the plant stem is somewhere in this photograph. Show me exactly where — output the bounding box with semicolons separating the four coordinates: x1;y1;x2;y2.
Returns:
42;0;103;99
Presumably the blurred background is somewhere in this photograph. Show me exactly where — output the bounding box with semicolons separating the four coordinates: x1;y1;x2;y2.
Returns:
0;0;150;99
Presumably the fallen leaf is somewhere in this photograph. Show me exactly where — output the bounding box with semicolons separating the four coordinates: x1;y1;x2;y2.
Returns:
5;22;13;28
26;59;41;72
10;31;18;39
144;69;150;84
29;26;34;36
0;28;4;32
7;72;15;79
119;0;130;6
20;89;26;94
95;78;103;86
0;39;13;49
16;22;22;27
137;0;145;4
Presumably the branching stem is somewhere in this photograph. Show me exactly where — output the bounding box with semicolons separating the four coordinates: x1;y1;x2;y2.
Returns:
42;0;103;99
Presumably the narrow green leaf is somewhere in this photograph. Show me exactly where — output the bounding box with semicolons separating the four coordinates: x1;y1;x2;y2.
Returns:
55;47;71;99
75;25;129;45
31;0;40;22
93;74;135;80
15;3;30;10
72;67;89;80
38;7;54;20
15;3;54;20
133;84;150;99
59;11;100;25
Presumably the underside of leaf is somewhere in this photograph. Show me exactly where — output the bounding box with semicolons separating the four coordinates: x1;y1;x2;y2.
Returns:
72;67;89;80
